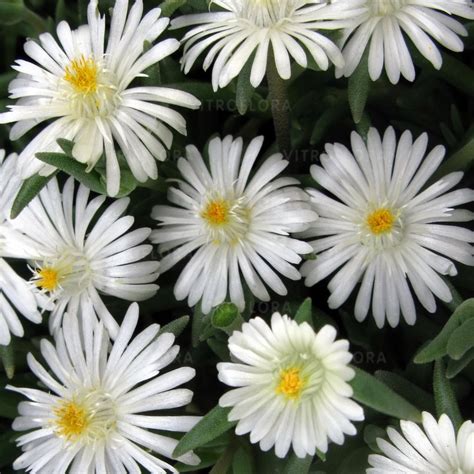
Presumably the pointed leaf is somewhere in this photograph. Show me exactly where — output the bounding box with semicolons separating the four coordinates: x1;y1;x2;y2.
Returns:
236;58;254;115
0;343;15;379
348;47;370;124
433;359;462;430
294;298;313;327
173;405;236;457
158;315;190;338
447;318;474;360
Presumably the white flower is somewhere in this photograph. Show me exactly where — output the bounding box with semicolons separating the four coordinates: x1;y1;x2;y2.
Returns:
368;412;474;473
0;0;201;196
335;0;474;84
8;302;201;473
0;150;42;346
5;176;159;338
217;312;364;458
301;127;474;328
150;135;317;314
171;0;366;90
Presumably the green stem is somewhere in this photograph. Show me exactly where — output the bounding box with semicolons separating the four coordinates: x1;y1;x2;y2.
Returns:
267;53;291;157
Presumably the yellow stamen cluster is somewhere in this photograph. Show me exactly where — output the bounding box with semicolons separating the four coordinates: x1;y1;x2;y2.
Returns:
35;268;60;292
366;208;395;235
201;199;230;226
276;367;305;400
54;401;89;440
64;56;99;95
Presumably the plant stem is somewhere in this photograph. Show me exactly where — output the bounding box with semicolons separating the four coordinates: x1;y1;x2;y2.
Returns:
267;53;291;158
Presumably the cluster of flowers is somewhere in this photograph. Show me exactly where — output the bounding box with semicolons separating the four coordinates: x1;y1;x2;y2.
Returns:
0;0;473;472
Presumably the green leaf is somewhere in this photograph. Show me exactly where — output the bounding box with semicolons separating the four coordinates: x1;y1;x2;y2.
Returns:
432;136;474;181
283;454;313;474
348;47;370;124
363;425;387;452
236;58;254;115
232;446;254;474
36;152;106;194
446;348;474;379
207;336;231;361
294;298;313;327
158;315;190;338
350;367;422;422
10;172;58;219
414;299;474;364
173;405;236;458
0;343;14;379
0;0;25;25
446;318;474;360
159;0;187;17
433;359;462;430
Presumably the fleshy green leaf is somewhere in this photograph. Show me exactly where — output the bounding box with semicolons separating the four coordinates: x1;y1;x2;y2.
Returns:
0;343;14;379
36;152;106;194
283;454;313;474
432;136;474;181
0;0;25;25
348;47;370;124
294;298;313;327
173;405;236;458
236;58;254;115
446;318;474;360
158;315;190;338
446;348;474;379
414;299;474;364
351;367;422;422
232;446;254;474
433;359;462;430
159;0;187;17
10;171;58;219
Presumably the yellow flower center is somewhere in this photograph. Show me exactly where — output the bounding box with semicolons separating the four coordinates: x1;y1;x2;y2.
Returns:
64;55;99;95
201;199;230;226
54;401;89;440
366;208;395;235
276;367;305;400
35;268;61;292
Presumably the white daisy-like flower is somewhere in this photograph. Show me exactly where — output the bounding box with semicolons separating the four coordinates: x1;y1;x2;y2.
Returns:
171;0;366;90
150;135;318;314
335;0;474;84
0;150;42;346
5;176;159;338
0;0;201;196
8;302;201;473
301;127;474;328
368;412;474;473
217;312;364;458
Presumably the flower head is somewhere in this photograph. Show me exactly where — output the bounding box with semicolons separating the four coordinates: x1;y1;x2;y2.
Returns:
301;127;474;328
218;312;364;458
336;0;474;83
8;303;201;472
5;176;159;337
368;412;474;473
0;150;42;345
171;0;366;90
151;135;317;314
0;0;201;196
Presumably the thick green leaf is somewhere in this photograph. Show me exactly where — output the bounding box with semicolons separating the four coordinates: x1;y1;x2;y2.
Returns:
207;337;231;361
236;58;254;115
431;136;474;182
283;454;313;474
159;0;187;17
351;367;422;422
36;152;106;194
232;446;254;474
433;360;462;430
414;299;474;364
158;315;190;338
447;318;474;360
294;298;313;327
173;405;236;457
348;47;370;124
0;1;25;25
0;343;14;379
446;348;474;379
10;171;58;219
363;425;387;452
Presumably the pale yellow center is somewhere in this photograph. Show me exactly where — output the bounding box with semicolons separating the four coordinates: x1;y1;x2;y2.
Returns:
201;199;230;226
54;401;89;440
64;55;99;95
276;367;305;399
366;208;395;235
35;268;61;292
370;0;405;16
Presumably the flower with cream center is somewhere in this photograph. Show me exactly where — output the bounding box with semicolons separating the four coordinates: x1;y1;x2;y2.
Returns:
335;0;474;84
151;135;317;314
302;126;474;328
218;313;364;458
171;0;366;90
0;0;201;196
5;176;159;337
8;303;201;472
